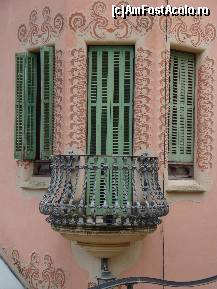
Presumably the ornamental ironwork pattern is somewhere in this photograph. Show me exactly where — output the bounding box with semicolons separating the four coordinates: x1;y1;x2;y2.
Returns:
39;154;168;229
89;275;217;289
159;15;216;47
88;282;98;288
2;248;66;289
69;1;154;40
18;7;64;46
53;50;64;155
134;48;152;153
68;48;87;151
196;57;215;171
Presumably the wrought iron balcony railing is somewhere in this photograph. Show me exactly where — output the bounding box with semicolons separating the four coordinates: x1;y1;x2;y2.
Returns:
39;154;169;230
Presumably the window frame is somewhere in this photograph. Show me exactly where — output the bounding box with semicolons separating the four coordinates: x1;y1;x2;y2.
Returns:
87;45;135;157
168;49;196;180
14;46;55;176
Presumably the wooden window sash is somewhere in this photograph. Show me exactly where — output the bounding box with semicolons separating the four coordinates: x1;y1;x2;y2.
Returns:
87;46;134;212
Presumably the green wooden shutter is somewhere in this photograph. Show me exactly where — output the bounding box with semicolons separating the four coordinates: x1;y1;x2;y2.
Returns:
88;46;134;156
87;46;134;212
15;53;26;159
169;51;195;163
24;53;37;160
40;46;54;160
14;53;37;160
110;48;133;206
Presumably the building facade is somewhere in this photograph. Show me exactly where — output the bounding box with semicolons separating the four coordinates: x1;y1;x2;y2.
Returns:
0;0;217;288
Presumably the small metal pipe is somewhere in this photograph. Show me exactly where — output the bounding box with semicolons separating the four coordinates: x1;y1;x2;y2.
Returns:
97;258;116;285
101;258;108;271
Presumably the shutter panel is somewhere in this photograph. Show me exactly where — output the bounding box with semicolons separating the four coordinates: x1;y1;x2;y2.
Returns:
87;46;134;212
87;48;105;209
88;47;134;157
40;46;54;160
110;48;134;206
24;53;37;160
14;53;37;160
14;53;26;159
169;51;195;163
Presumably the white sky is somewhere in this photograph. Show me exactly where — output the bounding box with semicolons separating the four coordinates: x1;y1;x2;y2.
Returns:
0;258;24;289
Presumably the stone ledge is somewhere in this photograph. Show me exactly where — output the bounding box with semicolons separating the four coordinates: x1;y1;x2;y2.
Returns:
18;177;50;190
54;227;154;258
166;179;206;194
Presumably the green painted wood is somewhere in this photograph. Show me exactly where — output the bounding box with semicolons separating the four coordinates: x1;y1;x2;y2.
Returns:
14;53;37;160
169;51;195;163
14;53;26;160
87;46;134;213
24;53;37;160
40;46;54;160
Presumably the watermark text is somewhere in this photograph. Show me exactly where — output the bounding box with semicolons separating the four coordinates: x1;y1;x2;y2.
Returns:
112;4;210;19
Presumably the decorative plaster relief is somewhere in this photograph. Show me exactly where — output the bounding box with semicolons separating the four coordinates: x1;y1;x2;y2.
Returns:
68;48;87;151
18;7;64;46
158;50;170;170
67;1;155;152
69;1;154;39
67;46;153;153
196;57;214;171
53;50;64;155
159;15;216;47
5;249;66;289
134;48;152;153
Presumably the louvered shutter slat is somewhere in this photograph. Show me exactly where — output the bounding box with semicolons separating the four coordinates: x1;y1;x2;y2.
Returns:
101;50;109;155
14;53;26;159
87;49;99;208
24;53;37;160
40;46;54;160
169;51;195;163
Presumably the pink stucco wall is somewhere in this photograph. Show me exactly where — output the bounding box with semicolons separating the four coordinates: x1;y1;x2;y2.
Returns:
0;0;216;288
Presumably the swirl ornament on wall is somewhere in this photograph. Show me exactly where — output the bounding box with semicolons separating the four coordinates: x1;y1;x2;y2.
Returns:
9;249;66;289
159;15;216;47
68;48;87;151
158;50;170;170
196;57;214;171
53;50;64;155
18;7;64;46
134;48;152;153
69;1;154;39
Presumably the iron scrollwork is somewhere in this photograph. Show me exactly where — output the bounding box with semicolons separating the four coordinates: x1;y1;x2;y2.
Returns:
39;154;169;230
